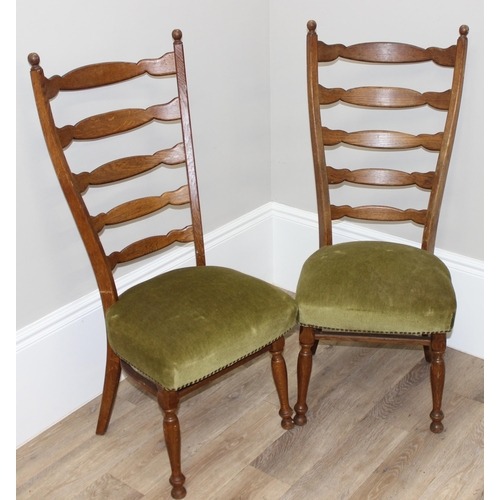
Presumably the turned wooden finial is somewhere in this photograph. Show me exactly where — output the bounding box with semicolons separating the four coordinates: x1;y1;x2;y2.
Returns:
172;29;183;42
28;52;40;69
307;20;317;33
459;25;469;37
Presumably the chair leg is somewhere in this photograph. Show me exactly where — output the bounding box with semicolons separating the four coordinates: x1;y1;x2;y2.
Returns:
270;337;294;430
429;333;446;434
423;345;432;363
96;342;122;435
293;326;316;426
157;389;186;499
310;338;320;355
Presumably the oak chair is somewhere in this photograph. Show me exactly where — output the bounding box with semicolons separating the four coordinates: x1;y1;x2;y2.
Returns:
294;21;468;433
29;30;297;499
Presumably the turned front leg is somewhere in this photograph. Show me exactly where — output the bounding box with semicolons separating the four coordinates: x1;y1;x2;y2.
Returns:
294;326;316;426
157;389;186;499
270;337;294;430
429;333;446;434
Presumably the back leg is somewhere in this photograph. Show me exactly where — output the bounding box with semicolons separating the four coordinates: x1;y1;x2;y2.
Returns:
96;342;122;435
423;345;432;363
311;338;320;355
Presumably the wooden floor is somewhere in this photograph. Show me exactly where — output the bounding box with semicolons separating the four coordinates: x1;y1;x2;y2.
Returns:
17;326;484;499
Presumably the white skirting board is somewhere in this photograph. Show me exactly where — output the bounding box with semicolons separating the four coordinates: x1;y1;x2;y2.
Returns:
16;202;484;447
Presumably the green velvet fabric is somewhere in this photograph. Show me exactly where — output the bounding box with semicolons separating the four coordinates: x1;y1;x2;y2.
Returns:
106;266;298;390
296;241;456;334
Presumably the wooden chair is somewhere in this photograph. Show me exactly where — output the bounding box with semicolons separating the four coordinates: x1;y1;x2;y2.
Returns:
294;21;468;433
29;30;297;499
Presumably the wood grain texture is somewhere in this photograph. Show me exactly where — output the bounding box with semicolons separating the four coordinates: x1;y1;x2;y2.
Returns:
348;395;483;500
74;143;186;191
72;474;144;500
17;329;483;499
52;52;176;92
57;99;181;148
213;466;290;500
16;397;136;487
91;185;190;232
330;204;427;224
326;167;435;189
319;86;451;110
321;128;443;151
107;226;195;268
317;41;457;67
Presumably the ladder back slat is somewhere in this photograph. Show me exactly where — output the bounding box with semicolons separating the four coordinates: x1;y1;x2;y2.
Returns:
52;52;176;91
28;32;209;309
107;226;195;268
74;143;186;191
91;185;190;232
330;204;427;225
57;99;180;148
306;21;468;251
317;41;457;67
326;167;435;188
319;86;451;110
136;52;177;77
322;128;443;151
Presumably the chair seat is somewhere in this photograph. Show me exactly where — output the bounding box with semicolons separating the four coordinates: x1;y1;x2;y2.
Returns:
106;266;298;390
296;241;456;335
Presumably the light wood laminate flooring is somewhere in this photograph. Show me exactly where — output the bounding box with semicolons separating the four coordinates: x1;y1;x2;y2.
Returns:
17;326;484;499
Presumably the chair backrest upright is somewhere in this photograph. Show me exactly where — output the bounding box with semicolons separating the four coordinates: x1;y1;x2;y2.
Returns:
29;30;205;313
306;21;468;253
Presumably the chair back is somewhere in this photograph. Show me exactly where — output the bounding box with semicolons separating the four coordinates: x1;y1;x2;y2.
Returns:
29;30;205;313
306;21;468;252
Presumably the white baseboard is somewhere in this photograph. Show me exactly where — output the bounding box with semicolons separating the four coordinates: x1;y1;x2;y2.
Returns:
16;202;484;447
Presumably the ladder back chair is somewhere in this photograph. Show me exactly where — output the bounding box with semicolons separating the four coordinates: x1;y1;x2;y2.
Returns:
294;21;468;433
29;30;297;499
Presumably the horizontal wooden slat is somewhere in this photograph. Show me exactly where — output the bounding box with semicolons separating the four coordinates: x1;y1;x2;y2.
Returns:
57;98;180;148
91;185;190;232
107;225;194;268
51;52;176;91
326;167;435;188
330;204;427;224
322;128;443;151
318;41;457;67
73;143;186;191
136;52;177;77
319;86;451;110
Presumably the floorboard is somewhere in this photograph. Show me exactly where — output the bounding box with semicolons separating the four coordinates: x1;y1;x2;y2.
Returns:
17;327;484;499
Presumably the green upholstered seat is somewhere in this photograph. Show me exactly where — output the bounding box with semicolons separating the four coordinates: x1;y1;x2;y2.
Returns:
106;266;298;390
296;241;456;335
